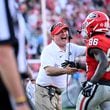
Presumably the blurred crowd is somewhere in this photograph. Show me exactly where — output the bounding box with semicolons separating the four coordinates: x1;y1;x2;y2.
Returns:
22;0;110;108
19;0;110;59
19;0;110;78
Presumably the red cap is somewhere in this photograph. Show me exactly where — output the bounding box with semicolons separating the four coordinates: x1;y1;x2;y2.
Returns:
51;22;68;35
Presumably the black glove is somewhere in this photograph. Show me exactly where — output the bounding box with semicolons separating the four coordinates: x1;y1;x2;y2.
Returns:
61;60;75;68
82;81;98;97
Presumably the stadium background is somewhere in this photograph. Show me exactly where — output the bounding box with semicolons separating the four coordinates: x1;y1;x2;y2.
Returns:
22;0;110;109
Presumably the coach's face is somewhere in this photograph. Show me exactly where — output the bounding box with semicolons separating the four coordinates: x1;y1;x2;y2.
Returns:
53;28;69;49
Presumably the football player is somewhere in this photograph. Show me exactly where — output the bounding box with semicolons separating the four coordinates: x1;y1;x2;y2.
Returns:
76;11;110;110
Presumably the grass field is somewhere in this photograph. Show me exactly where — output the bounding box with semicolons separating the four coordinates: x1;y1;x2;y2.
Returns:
62;107;100;110
63;108;75;110
63;108;100;110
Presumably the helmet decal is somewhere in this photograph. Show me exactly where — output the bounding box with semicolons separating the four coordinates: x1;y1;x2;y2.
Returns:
87;13;97;19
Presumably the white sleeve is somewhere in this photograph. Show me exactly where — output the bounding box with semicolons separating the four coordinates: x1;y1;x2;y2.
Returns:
66;43;86;61
40;48;55;68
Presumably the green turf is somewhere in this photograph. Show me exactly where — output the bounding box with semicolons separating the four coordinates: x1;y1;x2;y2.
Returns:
63;108;74;110
62;107;100;110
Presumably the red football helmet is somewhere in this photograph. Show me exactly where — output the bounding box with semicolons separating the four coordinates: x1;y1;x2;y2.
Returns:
81;11;110;38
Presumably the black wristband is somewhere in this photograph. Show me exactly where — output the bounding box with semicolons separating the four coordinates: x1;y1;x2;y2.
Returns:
75;62;80;69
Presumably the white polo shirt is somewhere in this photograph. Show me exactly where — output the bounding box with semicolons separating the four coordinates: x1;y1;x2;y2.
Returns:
36;41;86;89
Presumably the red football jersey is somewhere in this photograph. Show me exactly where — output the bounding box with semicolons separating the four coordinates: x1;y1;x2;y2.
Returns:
86;34;110;80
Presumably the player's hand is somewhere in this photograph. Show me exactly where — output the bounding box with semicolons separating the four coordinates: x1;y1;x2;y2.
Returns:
81;81;98;97
61;60;75;68
64;65;78;74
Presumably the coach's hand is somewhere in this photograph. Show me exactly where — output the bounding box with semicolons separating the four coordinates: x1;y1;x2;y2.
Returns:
82;81;98;97
64;65;78;74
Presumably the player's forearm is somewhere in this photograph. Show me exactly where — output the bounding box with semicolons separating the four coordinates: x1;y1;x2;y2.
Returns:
75;62;86;70
0;46;27;101
91;49;108;83
91;62;108;83
75;56;86;70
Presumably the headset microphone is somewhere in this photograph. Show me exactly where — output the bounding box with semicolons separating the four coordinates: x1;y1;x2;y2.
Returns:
68;28;73;42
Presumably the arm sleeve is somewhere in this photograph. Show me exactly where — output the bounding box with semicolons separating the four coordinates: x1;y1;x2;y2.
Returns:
40;48;55;69
66;43;86;61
